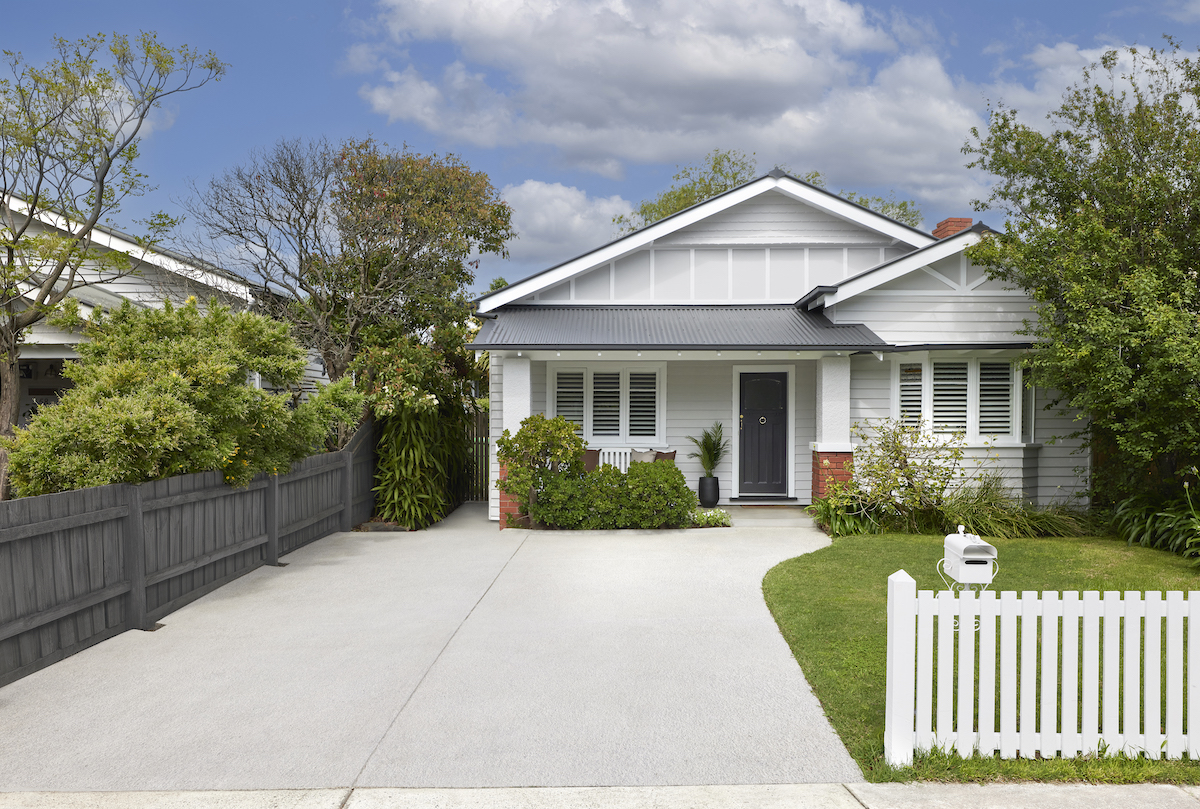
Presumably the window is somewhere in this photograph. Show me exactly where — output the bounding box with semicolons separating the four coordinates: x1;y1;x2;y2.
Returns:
551;365;665;445
893;358;1019;440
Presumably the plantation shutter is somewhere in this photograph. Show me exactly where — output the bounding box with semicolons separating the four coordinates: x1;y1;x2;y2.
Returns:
628;372;658;437
898;363;923;428
978;362;1013;435
932;362;968;433
555;372;584;433
592;372;621;436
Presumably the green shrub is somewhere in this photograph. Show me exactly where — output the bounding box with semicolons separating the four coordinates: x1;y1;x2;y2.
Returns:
374;405;469;530
527;459;696;530
529;471;590;528
496;414;585;521
1112;478;1200;560
940;473;1087;540
4;300;362;496
691;507;732;528
625;460;698;528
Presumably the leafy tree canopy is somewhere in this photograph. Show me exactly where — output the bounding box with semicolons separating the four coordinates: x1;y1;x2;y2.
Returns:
613;148;922;233
965;40;1200;499
0;31;224;496
188;138;515;383
2;299;362;496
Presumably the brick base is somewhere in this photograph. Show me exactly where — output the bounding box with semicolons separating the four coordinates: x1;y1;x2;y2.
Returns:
812;451;854;500
498;464;520;529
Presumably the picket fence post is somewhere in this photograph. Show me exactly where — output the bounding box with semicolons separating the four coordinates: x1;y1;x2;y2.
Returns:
884;570;917;767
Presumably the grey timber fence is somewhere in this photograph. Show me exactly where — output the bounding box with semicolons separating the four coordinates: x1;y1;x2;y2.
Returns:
0;419;374;688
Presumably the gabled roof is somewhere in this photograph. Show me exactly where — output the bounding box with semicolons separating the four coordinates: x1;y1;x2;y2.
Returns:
469;305;887;351
797;222;995;310
477;170;937;313
3;193;252;303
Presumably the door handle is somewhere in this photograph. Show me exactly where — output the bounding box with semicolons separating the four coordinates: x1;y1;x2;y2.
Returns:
759;416;767;425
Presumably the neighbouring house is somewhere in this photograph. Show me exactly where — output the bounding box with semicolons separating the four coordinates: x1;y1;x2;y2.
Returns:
470;170;1088;525
5;202;325;425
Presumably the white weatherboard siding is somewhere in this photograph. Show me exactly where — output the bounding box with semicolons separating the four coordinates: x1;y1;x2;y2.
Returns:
526;245;916;306
831;295;1036;345
1032;387;1090;504
850;354;891;424
654;191;902;246
827;254;1034;345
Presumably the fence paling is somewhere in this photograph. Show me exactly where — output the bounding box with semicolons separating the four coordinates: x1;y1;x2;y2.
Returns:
884;575;1200;767
0;419;375;689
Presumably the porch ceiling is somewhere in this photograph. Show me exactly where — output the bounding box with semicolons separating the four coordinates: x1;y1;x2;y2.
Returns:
469;305;887;351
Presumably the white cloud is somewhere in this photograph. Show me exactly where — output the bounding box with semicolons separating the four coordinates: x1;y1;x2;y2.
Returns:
1163;0;1200;22
354;0;1176;268
501;179;631;268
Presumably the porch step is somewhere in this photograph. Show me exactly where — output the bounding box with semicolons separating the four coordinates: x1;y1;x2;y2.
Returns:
723;505;814;529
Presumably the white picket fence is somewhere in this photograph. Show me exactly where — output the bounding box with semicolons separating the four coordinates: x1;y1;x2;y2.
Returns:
884;570;1200;766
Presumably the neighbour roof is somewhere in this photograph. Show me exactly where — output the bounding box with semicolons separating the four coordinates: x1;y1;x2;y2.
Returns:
469;305;888;351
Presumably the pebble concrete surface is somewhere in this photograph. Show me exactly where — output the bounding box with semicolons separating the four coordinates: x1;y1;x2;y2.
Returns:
0;504;859;792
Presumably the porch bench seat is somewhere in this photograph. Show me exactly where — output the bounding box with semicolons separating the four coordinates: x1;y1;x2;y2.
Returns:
583;447;675;473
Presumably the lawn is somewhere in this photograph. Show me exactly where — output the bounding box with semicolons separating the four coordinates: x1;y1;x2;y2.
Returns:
762;533;1200;783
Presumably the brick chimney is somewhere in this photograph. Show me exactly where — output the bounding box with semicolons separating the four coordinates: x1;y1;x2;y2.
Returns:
933;217;972;239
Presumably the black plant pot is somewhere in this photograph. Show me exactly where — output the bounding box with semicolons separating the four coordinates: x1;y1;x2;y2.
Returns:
698;476;720;508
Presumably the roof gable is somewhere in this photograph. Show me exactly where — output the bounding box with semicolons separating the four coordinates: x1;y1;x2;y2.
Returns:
478;172;936;313
798;223;995;309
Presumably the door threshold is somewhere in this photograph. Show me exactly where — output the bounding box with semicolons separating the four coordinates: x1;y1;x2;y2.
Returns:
728;496;798;502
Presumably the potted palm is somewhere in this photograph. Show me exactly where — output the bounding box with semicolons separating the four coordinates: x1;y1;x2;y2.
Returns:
687;421;730;508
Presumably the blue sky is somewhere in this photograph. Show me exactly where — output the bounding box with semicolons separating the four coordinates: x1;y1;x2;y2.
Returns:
9;1;1200;292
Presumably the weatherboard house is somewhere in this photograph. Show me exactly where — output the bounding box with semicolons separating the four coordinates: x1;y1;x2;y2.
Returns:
470;170;1086;525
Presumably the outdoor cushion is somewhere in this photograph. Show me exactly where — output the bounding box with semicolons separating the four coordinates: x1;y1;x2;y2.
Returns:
630;449;657;463
655;450;676;464
583;449;601;472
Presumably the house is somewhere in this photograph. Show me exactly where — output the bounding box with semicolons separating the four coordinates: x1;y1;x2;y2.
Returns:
2;199;328;426
470;170;1087;524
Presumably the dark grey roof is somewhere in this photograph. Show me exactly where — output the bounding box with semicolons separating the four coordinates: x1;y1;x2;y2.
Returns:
469;305;887;350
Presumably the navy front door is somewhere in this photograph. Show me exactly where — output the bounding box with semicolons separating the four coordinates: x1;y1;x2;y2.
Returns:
739;372;787;494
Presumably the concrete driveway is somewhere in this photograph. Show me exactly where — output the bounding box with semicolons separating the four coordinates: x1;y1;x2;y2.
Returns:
0;503;861;791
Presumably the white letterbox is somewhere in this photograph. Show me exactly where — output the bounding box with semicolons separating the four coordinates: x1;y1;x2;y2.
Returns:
943;526;997;585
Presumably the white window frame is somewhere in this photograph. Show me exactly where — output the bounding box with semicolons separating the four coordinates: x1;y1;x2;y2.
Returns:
889;356;1023;444
548;362;667;447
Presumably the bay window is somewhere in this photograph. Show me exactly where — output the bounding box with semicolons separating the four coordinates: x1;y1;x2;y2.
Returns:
550;364;665;445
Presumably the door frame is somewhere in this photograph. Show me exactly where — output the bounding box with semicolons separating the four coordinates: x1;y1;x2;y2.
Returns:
730;365;795;499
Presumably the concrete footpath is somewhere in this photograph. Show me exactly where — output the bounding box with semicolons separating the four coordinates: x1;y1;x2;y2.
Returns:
1;783;1198;808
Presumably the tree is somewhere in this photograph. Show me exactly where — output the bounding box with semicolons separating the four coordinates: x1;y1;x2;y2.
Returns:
613;148;922;233
187;138;516;383
0;32;225;497
2;299;363;497
613;149;757;233
964;41;1200;500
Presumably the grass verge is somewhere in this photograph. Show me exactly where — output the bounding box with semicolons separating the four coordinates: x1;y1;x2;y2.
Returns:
761;533;1200;783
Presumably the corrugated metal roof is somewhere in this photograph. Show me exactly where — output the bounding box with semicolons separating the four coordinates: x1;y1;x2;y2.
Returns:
470;306;887;350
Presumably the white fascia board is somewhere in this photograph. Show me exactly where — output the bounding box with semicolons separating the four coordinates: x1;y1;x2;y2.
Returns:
817;230;982;308
480;176;795;313
769;177;936;249
4;194;252;302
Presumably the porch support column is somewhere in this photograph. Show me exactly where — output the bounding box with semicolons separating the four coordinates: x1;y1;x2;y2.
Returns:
498;355;531;529
812;355;853;500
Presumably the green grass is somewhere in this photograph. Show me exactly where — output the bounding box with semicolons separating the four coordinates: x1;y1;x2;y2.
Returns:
762;533;1200;783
